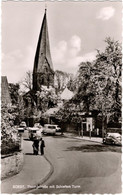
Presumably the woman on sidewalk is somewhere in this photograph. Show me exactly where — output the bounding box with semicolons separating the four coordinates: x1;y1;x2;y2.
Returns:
40;138;45;155
32;140;39;155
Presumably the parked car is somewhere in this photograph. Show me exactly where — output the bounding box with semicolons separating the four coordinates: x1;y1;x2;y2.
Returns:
19;121;27;129
103;133;122;146
28;127;42;140
34;123;43;132
42;124;56;135
54;125;61;132
17;127;25;134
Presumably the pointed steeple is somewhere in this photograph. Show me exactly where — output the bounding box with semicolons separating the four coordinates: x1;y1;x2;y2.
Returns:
33;9;54;91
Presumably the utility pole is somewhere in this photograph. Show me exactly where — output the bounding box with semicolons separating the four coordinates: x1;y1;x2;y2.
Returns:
89;125;91;139
81;122;83;137
97;76;107;139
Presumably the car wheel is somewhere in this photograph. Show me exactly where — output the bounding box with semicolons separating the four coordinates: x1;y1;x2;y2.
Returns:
103;139;105;144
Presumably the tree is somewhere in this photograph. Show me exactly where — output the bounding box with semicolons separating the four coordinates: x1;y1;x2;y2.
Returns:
21;70;32;91
9;83;20;105
55;38;122;137
36;86;58;112
72;62;95;112
90;37;122;136
1;104;20;154
9;83;25;124
54;70;74;92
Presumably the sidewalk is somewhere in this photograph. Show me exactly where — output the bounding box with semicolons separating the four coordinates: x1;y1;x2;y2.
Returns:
1;140;51;194
64;132;103;144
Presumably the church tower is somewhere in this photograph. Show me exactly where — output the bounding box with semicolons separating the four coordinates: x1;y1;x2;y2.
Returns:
33;9;54;91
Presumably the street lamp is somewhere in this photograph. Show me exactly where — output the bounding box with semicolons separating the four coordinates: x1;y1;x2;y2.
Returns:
97;76;108;138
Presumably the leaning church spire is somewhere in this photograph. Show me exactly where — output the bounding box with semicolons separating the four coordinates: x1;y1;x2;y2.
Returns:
33;9;54;91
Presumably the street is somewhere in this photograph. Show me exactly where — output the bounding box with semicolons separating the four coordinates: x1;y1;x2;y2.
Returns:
23;132;122;194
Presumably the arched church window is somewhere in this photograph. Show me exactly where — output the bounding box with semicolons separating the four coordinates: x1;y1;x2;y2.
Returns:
47;76;50;82
45;67;47;73
47;76;50;88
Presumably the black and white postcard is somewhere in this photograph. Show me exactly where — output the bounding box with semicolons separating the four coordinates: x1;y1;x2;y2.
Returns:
1;0;122;194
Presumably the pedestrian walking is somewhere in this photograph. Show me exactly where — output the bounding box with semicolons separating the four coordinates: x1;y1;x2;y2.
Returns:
32;140;39;155
40;138;45;155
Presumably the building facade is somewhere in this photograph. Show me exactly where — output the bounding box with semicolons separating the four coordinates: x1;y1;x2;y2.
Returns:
1;76;11;106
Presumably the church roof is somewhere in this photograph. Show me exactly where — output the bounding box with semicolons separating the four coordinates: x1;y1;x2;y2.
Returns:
33;9;54;73
61;87;74;100
1;76;11;105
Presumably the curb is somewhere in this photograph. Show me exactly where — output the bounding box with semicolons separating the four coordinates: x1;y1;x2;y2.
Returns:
75;137;103;144
63;134;102;144
16;155;54;194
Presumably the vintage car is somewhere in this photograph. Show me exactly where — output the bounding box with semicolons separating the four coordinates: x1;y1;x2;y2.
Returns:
34;123;43;132
17;127;25;134
103;133;122;146
19;121;27;129
42;124;56;135
28;127;42;140
54;125;61;132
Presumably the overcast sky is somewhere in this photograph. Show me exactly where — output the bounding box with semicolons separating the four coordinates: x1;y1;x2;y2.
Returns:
2;1;122;83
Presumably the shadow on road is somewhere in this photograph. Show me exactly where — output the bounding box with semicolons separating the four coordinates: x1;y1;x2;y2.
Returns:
43;134;67;138
65;144;121;153
24;153;35;155
67;140;83;142
23;139;32;141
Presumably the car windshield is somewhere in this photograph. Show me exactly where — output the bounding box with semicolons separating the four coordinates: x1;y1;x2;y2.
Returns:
20;122;26;125
34;123;40;126
48;126;56;129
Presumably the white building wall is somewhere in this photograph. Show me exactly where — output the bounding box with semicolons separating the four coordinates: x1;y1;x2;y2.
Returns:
87;118;93;131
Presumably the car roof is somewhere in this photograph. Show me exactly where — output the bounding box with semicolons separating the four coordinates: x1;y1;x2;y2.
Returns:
29;127;39;131
107;133;121;136
44;124;56;128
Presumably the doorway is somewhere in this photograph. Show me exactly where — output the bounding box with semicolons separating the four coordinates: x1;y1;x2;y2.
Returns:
82;123;87;131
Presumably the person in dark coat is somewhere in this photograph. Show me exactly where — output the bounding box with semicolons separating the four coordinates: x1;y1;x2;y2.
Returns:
32;140;39;155
40;138;45;155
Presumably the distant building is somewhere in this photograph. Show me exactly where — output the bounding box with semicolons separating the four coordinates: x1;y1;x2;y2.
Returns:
33;9;54;91
60;87;74;101
1;76;11;106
